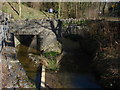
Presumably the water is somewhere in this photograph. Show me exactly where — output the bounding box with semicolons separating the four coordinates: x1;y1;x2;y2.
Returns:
16;38;102;89
45;38;102;88
54;72;101;88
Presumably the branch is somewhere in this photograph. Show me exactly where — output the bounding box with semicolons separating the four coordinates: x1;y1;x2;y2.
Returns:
7;2;19;15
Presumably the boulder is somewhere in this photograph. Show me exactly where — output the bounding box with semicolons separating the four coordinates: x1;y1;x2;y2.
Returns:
38;27;62;53
10;19;62;53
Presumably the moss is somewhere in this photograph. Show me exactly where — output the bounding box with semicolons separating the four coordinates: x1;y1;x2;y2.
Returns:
43;51;59;59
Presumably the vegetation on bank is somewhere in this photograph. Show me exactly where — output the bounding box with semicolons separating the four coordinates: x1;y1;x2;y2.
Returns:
22;2;120;18
1;2;120;20
43;51;60;71
88;21;120;88
0;2;54;20
62;19;89;29
29;51;62;72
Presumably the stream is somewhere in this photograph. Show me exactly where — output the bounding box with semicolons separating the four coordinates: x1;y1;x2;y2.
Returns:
16;38;102;89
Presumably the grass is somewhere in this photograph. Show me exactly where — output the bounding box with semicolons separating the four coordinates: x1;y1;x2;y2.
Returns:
46;59;60;71
29;51;61;71
0;2;54;20
43;51;60;71
43;51;59;59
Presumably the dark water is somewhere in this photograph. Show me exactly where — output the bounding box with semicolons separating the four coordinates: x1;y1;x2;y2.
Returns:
46;38;102;88
16;38;102;89
45;53;102;88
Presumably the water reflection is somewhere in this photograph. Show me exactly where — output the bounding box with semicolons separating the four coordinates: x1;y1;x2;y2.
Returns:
17;44;40;87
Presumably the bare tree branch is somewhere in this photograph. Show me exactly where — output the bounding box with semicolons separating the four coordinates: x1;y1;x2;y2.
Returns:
7;2;19;16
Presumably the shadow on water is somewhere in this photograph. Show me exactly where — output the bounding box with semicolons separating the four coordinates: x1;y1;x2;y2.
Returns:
57;53;101;88
16;37;102;89
46;36;102;88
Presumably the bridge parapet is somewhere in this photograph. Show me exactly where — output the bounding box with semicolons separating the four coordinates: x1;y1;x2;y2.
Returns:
9;19;52;35
9;18;107;37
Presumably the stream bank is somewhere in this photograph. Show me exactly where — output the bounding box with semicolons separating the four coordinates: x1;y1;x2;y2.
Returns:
14;19;120;89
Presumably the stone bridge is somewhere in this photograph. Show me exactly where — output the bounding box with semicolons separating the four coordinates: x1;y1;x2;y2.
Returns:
1;17;120;88
10;19;65;53
10;19;89;49
5;18;120;53
8;18;97;52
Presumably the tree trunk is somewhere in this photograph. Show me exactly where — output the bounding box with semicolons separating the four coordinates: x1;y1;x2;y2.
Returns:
75;2;77;18
102;2;106;15
58;1;61;19
18;0;21;18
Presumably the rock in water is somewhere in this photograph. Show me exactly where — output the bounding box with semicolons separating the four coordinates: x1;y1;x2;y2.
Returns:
38;28;62;53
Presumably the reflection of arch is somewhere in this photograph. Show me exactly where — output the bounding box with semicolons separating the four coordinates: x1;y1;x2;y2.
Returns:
14;35;40;52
